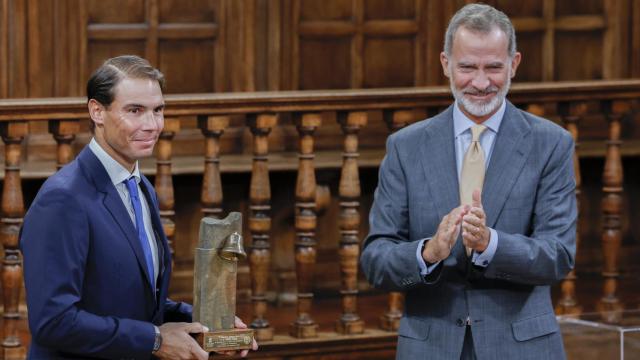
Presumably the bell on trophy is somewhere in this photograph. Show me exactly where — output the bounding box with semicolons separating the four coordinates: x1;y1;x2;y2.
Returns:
219;232;246;261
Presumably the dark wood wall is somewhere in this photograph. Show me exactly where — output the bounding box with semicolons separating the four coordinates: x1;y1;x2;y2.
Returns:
2;0;640;306
1;0;640;99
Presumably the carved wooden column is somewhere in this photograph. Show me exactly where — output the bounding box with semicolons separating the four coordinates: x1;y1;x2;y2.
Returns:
556;102;585;315
0;121;28;358
247;113;277;341
597;101;629;322
336;111;366;334
198;116;229;218
48;120;80;169
155;118;180;257
290;113;321;338
378;109;414;331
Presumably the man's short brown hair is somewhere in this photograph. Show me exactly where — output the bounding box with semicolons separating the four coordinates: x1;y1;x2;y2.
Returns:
86;55;165;107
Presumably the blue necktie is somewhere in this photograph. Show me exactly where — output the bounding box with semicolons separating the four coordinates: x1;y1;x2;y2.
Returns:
125;177;155;291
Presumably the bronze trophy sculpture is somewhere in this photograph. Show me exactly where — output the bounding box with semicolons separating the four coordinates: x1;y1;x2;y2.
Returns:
193;212;255;351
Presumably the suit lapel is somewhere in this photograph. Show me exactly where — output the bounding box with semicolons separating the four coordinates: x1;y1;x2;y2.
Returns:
77;148;156;293
419;106;460;223
483;101;532;227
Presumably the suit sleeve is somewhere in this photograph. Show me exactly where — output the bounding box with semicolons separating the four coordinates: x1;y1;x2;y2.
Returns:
483;131;577;285
360;135;443;292
20;188;156;359
163;300;193;323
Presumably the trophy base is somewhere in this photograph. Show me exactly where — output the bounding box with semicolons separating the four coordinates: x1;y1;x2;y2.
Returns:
195;328;255;352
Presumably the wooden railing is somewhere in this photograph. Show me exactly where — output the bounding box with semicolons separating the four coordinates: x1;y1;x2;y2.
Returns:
1;80;639;358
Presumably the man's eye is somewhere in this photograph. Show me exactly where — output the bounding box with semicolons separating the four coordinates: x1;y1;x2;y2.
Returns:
129;108;141;114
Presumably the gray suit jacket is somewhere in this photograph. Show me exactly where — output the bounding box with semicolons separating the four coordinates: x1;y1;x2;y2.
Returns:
361;102;576;360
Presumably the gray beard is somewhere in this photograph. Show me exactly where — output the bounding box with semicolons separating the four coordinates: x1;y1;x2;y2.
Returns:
450;74;510;118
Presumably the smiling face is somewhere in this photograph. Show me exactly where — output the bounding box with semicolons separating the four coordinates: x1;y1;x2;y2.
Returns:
441;26;521;123
88;77;165;171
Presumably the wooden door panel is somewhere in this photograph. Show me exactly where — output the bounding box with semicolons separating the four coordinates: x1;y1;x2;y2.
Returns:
159;0;217;23
363;38;415;88
158;40;216;93
299;39;351;90
88;40;146;72
364;0;416;20
555;32;603;80
88;0;145;23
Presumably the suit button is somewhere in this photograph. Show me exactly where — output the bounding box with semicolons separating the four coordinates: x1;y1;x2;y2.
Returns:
456;318;465;327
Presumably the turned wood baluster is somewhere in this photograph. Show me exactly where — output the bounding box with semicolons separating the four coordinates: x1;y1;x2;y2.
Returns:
155;118;180;257
597;101;629;323
336;111;367;335
48;120;80;169
247;113;277;341
0;121;28;358
290;113;321;338
379;109;415;331
198;116;229;218
556;102;586;315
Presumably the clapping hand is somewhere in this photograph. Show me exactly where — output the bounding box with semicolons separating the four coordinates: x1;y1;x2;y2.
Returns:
461;189;490;254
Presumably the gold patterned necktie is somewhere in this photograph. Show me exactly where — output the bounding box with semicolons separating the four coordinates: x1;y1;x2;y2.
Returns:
460;124;487;256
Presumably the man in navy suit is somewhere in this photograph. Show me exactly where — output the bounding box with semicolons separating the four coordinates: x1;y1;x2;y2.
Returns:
361;4;576;360
20;55;256;359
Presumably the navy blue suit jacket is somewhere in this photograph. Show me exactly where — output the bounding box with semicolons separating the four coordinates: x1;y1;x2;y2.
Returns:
20;146;192;359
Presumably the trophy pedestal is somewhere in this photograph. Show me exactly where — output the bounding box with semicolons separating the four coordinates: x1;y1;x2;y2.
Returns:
195;328;255;352
336;318;364;334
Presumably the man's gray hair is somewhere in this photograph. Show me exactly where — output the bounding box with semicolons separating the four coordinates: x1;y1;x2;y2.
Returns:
444;3;516;58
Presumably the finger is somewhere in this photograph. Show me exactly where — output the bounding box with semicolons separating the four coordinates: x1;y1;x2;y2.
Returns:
462;214;482;228
472;189;482;209
240;349;249;357
252;339;259;351
185;322;209;334
234;316;248;329
461;221;479;234
469;206;486;219
462;230;479;247
192;341;210;360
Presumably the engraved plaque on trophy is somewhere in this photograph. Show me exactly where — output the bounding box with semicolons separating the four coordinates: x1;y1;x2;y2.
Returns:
193;212;255;352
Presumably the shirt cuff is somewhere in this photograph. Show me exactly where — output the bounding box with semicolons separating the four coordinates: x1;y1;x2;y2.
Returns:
416;238;442;275
471;227;498;267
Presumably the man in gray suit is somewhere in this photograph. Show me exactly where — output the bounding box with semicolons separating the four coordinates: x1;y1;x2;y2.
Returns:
361;4;576;360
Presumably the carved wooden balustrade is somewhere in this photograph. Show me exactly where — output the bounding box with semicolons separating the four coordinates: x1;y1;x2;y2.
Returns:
0;80;639;358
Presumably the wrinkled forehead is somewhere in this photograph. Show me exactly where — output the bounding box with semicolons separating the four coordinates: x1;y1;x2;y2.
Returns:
112;77;164;107
450;26;510;60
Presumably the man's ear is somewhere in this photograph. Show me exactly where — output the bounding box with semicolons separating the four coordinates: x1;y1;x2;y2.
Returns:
440;52;450;78
510;52;522;78
88;99;105;127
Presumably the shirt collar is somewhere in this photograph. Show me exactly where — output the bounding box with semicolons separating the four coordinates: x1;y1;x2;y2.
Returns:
453;99;506;138
89;138;141;186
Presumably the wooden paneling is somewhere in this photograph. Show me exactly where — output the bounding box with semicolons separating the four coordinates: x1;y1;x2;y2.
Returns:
291;0;426;90
0;0;638;98
556;32;603;80
632;0;640;78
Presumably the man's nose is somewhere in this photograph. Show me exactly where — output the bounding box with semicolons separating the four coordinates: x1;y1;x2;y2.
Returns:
141;111;162;130
471;72;490;91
